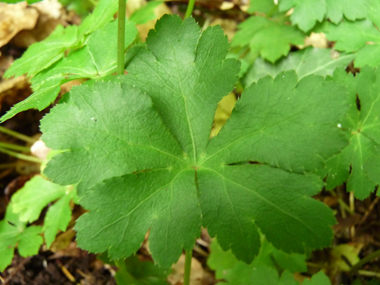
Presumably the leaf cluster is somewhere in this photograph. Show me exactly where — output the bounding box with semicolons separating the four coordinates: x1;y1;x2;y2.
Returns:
208;238;330;285
0;176;76;271
40;15;349;268
0;0;137;122
2;0;380;282
233;0;379;70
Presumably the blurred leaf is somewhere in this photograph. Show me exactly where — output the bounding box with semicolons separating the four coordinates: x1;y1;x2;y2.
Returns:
10;175;77;248
0;203;43;271
11;175;68;223
43;188;77;248
244;47;355;87
368;0;380;28
331;244;361;272
232;16;304;63
279;0;326;32
325;0;368;24
247;0;277;14
324;67;380;199
98;254;170;285
0;19;137;123
303;271;330;285
4;25;78;79
0;0;43;3
3;0;119;81
324;19;380;68
78;0;118;36
279;0;367;31
59;0;96;16
115;256;170;285
209;238;307;277
130;1;163;25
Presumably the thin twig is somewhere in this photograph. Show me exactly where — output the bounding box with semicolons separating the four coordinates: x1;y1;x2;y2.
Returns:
349;249;380;276
359;196;380;226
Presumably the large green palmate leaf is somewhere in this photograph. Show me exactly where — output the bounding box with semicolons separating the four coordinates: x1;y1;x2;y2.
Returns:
0;203;43;271
232;16;304;63
279;0;367;31
244;47;355;87
325;67;380;199
41;15;349;267
323;19;380;68
0;18;137;123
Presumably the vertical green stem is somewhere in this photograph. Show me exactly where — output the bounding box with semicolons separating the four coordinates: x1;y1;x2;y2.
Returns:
183;249;192;285
184;0;196;19
0;126;35;144
117;0;126;75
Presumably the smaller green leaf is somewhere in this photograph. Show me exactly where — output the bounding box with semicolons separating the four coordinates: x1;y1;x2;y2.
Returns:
325;67;380;199
114;256;170;285
324;149;351;190
0;203;43;271
303;271;331;285
59;0;95;16
355;45;380;68
208;238;304;285
130;1;163;25
232;16;304;63
78;0;119;37
208;239;240;279
368;0;380;28
279;0;326;32
44;188;76;248
325;0;368;23
247;0;277;14
0;0;42;3
4;25;78;79
0;19;137;123
324;19;380;53
324;19;380;68
11;175;68;223
0;84;61;123
244;47;355;86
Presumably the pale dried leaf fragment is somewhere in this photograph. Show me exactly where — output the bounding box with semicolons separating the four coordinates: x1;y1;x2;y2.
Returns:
0;2;38;48
31;0;62;19
31;140;51;160
168;254;206;285
304;32;328;49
